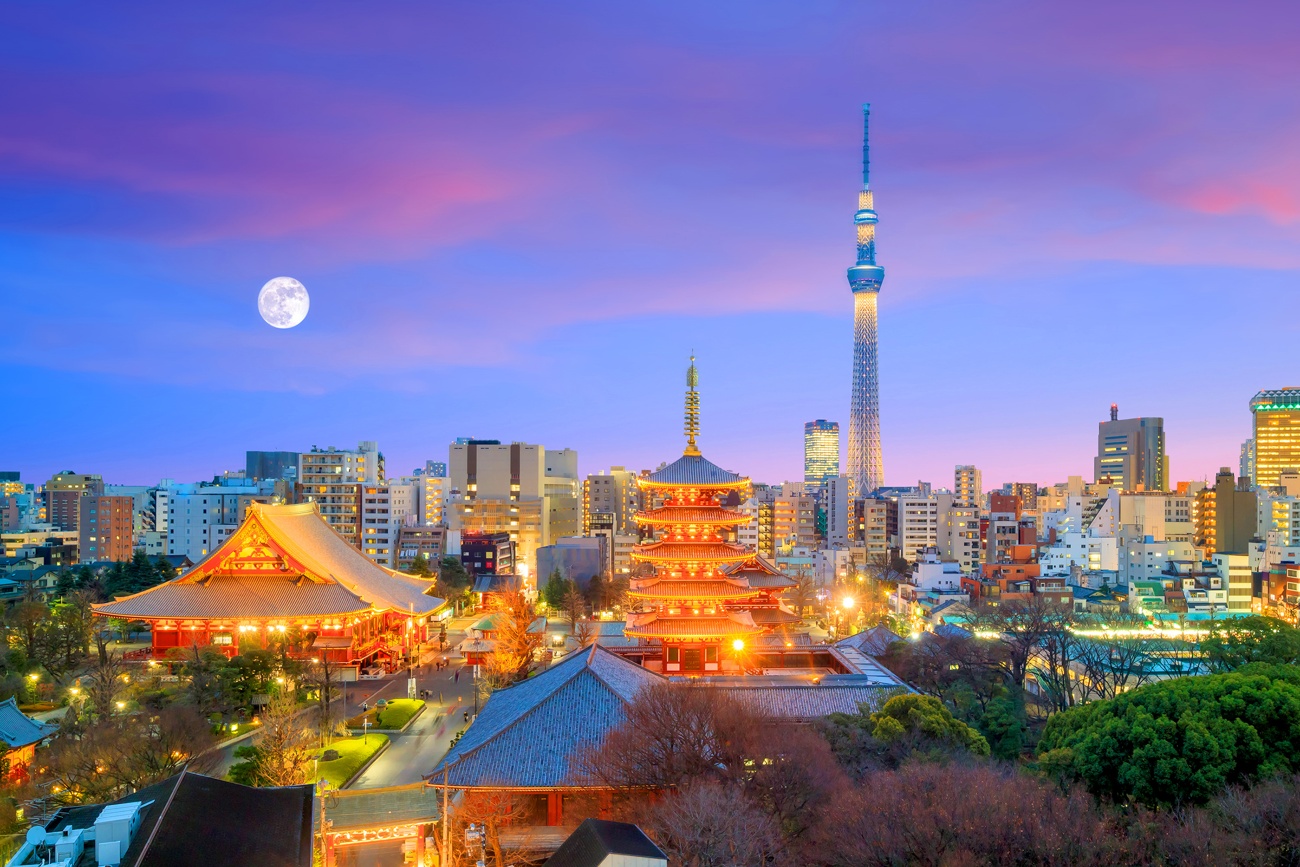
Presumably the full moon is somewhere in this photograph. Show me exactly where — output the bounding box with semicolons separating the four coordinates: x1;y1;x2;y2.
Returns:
257;277;310;328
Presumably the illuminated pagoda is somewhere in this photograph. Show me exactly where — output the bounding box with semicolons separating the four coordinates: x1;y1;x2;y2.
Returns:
625;359;796;674
93;503;444;669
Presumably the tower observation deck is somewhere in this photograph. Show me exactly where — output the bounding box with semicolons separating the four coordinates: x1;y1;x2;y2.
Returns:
846;103;884;496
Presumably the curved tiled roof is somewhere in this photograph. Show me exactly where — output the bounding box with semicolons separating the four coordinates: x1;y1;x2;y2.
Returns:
94;576;372;620
0;696;57;749
624;613;763;639
640;454;747;489
722;555;797;589
627;579;759;601
429;645;660;789
95;504;444;621
746;607;802;625
631;541;749;564
634;506;749;526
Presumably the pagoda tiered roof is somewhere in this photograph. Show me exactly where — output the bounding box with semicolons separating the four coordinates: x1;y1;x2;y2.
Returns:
625;611;763;640
640;454;747;490
631;540;749;565
627;578;759;601
634;505;750;527
94;503;443;621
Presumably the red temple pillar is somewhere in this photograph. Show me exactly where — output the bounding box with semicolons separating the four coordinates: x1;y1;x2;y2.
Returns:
546;792;563;826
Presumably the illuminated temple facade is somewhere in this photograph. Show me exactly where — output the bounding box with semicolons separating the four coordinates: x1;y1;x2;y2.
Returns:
625;360;798;674
94;503;445;669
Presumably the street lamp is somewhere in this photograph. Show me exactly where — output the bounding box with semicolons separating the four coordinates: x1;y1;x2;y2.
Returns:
362;719;370;744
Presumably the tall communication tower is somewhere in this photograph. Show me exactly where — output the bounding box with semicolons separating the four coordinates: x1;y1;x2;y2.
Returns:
846;103;885;495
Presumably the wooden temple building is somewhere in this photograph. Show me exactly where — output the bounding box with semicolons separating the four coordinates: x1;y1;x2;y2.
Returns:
93;503;445;670
624;359;800;673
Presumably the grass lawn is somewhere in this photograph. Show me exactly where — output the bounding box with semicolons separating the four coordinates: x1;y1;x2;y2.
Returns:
346;698;425;730
313;734;390;788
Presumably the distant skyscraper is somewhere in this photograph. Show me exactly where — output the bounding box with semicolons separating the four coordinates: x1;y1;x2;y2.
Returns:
1240;439;1255;488
246;450;299;482
803;420;840;493
1251;388;1300;488
1095;405;1167;491
954;465;982;508
846;103;884;496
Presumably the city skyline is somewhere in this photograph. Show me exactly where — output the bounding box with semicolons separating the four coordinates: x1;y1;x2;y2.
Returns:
3;2;1298;488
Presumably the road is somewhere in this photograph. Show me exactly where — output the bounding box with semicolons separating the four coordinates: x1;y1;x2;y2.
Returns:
347;624;477;788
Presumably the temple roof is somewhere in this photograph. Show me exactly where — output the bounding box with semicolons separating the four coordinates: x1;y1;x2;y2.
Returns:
634;506;749;526
626;579;759;601
545;819;667;867
0;696;57;749
93;503;443;620
722;555;797;589
631;541;749;564
624;612;763;640
429;644;659;789
93;576;372;620
640;454;747;489
746;607;802;626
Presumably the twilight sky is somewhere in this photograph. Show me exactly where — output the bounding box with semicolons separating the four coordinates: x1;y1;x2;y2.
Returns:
3;1;1299;490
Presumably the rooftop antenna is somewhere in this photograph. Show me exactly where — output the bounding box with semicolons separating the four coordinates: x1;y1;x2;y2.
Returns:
1110;403;1119;421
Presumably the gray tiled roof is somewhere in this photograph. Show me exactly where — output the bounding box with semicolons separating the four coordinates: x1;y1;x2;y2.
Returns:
429;645;659;789
0;696;56;749
643;454;744;487
836;624;901;657
716;683;905;720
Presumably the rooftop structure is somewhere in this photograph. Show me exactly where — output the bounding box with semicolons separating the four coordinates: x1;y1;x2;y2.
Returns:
6;770;312;867
93;503;443;668
846;103;885;496
545;819;667;867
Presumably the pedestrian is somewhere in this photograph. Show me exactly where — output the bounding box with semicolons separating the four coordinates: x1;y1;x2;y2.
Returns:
454;669;460;683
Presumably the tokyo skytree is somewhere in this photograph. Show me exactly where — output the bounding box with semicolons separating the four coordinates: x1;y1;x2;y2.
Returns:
846;103;884;496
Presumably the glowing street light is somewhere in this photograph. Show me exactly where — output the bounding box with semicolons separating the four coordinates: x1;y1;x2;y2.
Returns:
27;672;39;682
841;596;856;610
115;701;125;711
732;639;745;652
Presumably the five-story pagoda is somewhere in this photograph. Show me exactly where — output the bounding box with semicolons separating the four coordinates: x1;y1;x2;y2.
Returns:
626;359;766;674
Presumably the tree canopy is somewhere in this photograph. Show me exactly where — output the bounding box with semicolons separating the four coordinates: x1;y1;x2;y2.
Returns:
1038;664;1300;807
1201;615;1300;672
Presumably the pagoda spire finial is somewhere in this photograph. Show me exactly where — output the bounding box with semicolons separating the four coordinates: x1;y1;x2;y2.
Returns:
684;354;701;456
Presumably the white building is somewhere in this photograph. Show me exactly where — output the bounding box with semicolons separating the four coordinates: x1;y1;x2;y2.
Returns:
166;481;280;561
899;492;953;563
361;482;416;568
1213;552;1253;612
824;475;852;548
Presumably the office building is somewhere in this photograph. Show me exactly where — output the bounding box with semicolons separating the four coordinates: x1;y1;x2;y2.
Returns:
1094;405;1167;491
1251;388;1300;489
899;492;954;563
584;467;642;536
824;475;852;547
846;104;885;496
44;472;104;531
1194;468;1257;557
396;525;445;571
954;465;981;508
77;495;134;562
803;420;840;494
460;531;515;576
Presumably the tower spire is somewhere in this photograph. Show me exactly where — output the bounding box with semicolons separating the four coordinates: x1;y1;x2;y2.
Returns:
847;102;885;496
684;355;701;456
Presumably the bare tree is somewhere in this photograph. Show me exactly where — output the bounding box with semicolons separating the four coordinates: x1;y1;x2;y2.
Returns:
562;584;586;626
967;595;1060;689
573;618;597;648
84;651;126;719
300;654;344;746
646;780;786;867
783;569;815;619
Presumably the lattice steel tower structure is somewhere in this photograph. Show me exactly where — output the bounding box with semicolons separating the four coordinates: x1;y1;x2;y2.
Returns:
847;103;884;496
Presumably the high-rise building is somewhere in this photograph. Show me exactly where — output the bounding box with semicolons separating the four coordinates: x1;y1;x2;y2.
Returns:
1194;468;1257;557
78;495;134;562
584;467;642;536
1251;388;1300;489
1094;405;1167;491
1240;439;1256;489
803;421;840;494
824;475;852;547
360;482;415;568
446;440;577;571
1009;482;1039;516
846;104;885;496
296;441;382;546
44;472;104;531
954;465;982;508
898;492;954;563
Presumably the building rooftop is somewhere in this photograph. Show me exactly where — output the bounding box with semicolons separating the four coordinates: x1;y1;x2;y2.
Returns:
544;818;667;867
0;697;57;750
14;770;312;867
640;454;746;489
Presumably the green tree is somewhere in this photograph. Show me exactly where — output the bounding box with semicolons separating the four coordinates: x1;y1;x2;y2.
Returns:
868;694;991;757
438;556;471;589
975;695;1026;761
1037;664;1300;807
408;553;433;577
1201;615;1300;672
542;569;570;610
